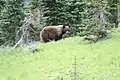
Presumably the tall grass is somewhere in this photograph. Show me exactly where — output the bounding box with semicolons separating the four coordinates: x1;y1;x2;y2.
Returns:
0;31;120;80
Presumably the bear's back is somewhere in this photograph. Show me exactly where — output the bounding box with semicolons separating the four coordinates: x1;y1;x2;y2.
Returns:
44;26;62;35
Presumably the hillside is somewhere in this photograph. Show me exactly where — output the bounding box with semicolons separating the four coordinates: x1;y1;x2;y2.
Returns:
0;31;120;80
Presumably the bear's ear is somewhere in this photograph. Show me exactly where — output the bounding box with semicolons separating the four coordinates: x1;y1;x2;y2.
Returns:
63;25;65;28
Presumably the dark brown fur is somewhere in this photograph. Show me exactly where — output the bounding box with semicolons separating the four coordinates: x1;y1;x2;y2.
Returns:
40;25;70;43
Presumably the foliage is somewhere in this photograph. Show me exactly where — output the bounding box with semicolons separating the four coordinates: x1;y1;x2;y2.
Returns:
79;0;112;42
107;0;119;28
0;0;120;46
41;0;85;36
0;0;25;46
40;0;118;41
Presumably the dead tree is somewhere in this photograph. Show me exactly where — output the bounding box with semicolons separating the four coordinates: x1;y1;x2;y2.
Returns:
13;17;35;48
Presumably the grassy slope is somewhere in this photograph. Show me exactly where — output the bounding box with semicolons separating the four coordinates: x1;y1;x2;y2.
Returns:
0;31;120;80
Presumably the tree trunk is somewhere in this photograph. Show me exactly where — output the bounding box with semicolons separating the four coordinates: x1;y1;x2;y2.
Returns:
13;18;32;48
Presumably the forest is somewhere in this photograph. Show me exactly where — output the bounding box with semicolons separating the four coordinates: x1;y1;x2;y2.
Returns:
0;0;120;46
0;0;120;80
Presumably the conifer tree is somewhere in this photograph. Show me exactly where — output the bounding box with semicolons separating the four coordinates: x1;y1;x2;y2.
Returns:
0;0;25;46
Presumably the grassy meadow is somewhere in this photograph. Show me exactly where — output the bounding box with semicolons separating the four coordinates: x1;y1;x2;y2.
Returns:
0;30;120;80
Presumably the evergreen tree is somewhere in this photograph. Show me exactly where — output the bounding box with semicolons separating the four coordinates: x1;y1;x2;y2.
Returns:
81;0;111;42
0;0;120;46
107;0;119;27
0;0;25;46
41;0;85;36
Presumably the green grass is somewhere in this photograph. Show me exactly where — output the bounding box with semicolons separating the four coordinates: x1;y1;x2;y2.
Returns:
1;31;120;80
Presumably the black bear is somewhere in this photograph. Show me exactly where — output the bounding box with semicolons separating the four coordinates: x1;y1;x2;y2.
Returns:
40;25;70;43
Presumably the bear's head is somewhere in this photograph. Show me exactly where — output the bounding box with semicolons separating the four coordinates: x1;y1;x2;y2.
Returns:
62;25;70;34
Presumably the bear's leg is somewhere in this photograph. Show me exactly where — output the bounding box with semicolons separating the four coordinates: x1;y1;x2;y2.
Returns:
42;33;50;43
49;33;56;41
55;35;62;41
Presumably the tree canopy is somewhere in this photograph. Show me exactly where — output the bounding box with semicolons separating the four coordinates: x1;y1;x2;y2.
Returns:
0;0;120;46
